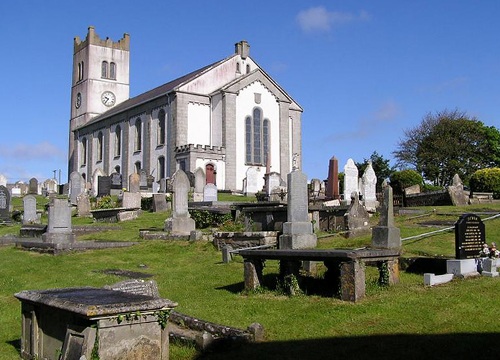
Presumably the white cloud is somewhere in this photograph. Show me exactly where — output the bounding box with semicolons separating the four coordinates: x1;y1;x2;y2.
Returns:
297;7;370;33
0;141;66;161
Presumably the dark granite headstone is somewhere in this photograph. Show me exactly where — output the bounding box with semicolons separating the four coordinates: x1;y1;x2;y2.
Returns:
0;185;11;222
97;176;111;197
455;213;485;259
110;172;123;190
28;178;38;194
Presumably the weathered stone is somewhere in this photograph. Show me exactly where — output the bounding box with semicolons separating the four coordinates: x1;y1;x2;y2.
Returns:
372;184;401;249
343;159;358;205
164;170;195;235
23;194;39;224
42;198;75;243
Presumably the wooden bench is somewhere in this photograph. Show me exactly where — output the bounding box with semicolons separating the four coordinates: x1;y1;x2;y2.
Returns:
238;248;400;302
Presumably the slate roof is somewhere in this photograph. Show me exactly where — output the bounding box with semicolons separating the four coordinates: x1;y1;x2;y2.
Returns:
79;57;229;129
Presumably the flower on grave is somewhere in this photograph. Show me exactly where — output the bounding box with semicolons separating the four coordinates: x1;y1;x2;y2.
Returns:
480;243;490;257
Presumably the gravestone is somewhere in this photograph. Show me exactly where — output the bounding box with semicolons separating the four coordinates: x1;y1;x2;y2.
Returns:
91;168;106;197
361;161;378;212
76;193;91;217
265;172;282;196
104;279;160;298
152;194;169;212
193;167;206;202
245;167;262;195
0;174;7;187
69;171;85;205
326;156;339;199
110;170;123;196
448;174;469;206
343;159;358;205
28;178;38;195
371;183;401;249
310;178;321;199
122;192;141;209
454;213;485;259
279;170;317;249
158;178;167;193
344;192;370;238
44;178;58;195
23;195;39;224
0;185;11;222
139;170;148;191
42;198;75;243
203;183;218;202
129;173;140;193
404;184;420;196
97;176;112;197
164;169;196;235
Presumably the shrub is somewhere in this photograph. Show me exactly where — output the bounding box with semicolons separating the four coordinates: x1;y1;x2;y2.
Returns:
390;170;423;194
95;195;117;209
470;168;500;199
189;210;232;229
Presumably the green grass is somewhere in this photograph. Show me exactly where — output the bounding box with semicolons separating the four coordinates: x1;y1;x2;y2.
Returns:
1;204;500;359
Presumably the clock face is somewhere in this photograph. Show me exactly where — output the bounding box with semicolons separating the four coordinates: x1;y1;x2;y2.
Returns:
101;91;116;107
75;92;82;109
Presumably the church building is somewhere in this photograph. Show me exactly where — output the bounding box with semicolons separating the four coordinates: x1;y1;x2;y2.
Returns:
69;26;303;192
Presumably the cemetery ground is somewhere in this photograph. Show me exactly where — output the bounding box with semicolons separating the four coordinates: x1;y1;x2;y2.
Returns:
1;198;500;359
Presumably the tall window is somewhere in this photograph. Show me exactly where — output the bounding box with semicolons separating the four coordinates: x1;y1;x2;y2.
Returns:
114;125;121;157
97;131;103;162
158;157;165;180
101;61;108;78
157;109;166;146
77;61;84;81
134;118;142;152
81;137;87;166
135;162;141;173
245;108;270;165
110;62;116;79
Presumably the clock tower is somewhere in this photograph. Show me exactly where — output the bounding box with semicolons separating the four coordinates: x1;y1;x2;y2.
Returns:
68;26;130;176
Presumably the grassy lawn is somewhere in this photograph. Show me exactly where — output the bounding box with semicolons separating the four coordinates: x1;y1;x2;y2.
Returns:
1;202;499;359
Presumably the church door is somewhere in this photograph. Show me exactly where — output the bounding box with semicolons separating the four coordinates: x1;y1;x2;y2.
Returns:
206;164;216;184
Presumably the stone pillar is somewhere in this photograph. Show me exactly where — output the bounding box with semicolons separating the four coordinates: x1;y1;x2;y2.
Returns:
340;260;365;302
279;170;317;249
372;184;401;249
326;156;339;199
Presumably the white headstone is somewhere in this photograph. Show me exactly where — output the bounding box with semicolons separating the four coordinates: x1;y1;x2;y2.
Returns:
193;167;205;202
23;195;39;224
203;183;218;202
245;167;263;194
69;171;85;205
343;159;359;205
361;161;378;212
0;174;7;187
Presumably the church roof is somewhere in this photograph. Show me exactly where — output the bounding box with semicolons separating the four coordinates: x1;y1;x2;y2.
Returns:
80;57;228;128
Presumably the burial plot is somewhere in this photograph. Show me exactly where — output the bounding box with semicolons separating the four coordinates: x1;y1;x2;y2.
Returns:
129;173;140;193
28;178;38;195
454;213;484;259
164;169;195;235
193;167;205;202
203;183;218;202
0;185;11;222
23;195;39;224
42;198;75;243
279;169;317;249
97;176;111;197
343;159;358;205
69;171;85;205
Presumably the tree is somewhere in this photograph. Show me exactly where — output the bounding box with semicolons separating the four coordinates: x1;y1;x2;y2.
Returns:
469;168;500;199
393;109;500;187
389;170;423;195
356;151;395;192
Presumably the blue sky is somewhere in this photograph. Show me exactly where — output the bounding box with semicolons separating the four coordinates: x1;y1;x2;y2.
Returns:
1;1;499;184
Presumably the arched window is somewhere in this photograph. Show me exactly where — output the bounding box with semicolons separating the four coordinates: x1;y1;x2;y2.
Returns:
114;125;121;157
135;162;141;173
110;62;116;79
97;131;103;162
246;64;250;74
101;61;108;78
81;61;84;80
158;157;165;180
157;109;166;146
245;108;270;166
236;62;241;74
77;63;82;82
81;137;87;166
134;118;142;152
